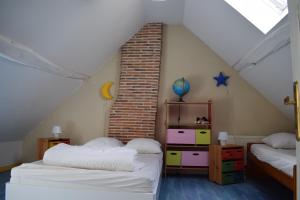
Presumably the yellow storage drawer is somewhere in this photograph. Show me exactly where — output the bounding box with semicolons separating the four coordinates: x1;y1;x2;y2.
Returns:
166;151;182;166
196;129;211;144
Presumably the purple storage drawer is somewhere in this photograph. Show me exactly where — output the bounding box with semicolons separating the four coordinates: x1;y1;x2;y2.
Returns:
181;151;208;166
167;129;195;144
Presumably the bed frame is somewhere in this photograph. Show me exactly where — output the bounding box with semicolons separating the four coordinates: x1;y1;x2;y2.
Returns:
5;172;161;200
247;143;297;200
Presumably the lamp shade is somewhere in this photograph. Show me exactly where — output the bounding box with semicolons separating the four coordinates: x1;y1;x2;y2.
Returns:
218;131;228;141
52;126;62;134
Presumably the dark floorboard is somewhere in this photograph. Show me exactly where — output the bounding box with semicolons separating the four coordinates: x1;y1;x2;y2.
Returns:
0;171;292;200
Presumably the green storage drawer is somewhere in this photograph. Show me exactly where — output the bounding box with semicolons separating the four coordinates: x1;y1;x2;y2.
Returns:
222;161;234;172
166;151;181;166
222;172;244;184
196;129;211;144
222;173;234;184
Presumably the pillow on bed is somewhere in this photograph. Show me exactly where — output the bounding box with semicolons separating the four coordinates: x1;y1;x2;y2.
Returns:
84;137;123;149
263;132;296;149
126;138;162;154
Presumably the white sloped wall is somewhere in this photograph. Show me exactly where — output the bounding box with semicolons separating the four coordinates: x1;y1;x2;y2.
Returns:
0;0;144;143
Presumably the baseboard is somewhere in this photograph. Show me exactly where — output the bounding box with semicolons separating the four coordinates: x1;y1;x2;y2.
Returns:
0;162;21;172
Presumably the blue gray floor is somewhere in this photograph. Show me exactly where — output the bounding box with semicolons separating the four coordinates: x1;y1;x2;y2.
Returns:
159;175;293;200
0;171;292;200
0;171;10;200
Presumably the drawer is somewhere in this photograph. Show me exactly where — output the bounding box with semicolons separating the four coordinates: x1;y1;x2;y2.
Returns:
167;129;195;144
222;161;234;172
195;129;211;145
222;172;244;184
222;148;244;160
181;151;208;166
234;160;244;171
166;151;181;166
48;140;70;148
222;173;234;184
233;172;244;181
222;160;244;172
232;149;244;159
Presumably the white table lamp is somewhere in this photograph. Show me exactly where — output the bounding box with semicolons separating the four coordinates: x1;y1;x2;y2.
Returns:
52;126;62;138
218;131;228;146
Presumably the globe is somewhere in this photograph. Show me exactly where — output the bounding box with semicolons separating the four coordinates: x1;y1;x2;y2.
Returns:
172;77;190;102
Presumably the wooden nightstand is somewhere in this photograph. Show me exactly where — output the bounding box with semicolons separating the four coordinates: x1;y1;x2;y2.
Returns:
37;138;70;160
209;144;244;184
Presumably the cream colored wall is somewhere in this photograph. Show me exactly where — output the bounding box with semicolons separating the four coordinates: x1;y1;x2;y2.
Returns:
22;55;120;162
22;25;293;161
156;25;293;142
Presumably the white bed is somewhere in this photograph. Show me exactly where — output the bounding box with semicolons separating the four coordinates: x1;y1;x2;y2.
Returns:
250;144;296;177
6;153;163;200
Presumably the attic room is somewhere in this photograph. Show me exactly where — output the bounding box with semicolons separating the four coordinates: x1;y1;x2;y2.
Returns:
1;0;300;200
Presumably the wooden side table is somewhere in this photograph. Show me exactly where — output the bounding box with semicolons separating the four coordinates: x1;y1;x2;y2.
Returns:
37;138;70;160
209;144;244;184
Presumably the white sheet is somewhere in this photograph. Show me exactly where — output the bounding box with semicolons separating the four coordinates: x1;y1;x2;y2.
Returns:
10;153;162;193
43;143;141;171
251;144;296;177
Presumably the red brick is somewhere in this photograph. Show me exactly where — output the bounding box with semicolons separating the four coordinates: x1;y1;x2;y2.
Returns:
108;23;162;143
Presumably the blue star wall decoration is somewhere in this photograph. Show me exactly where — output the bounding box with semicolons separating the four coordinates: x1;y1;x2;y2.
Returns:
214;72;230;87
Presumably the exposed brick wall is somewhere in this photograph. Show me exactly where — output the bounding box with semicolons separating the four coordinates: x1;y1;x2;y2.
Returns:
108;23;163;143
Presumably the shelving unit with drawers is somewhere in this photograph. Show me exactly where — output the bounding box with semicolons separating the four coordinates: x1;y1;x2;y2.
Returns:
164;100;212;175
209;144;245;184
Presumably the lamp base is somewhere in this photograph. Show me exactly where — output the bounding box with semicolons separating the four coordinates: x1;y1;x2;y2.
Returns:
220;140;227;146
53;133;60;139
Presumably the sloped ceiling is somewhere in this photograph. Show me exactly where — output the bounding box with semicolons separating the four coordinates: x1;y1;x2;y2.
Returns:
0;0;145;141
183;0;294;119
0;0;293;141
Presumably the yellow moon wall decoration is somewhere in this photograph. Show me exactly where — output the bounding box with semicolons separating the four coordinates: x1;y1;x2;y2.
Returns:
101;81;113;100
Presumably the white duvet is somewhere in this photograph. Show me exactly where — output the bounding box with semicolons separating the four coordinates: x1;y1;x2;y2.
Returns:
10;153;163;193
43;143;142;171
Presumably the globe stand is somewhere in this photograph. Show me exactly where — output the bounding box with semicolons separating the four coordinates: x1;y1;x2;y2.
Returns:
178;96;184;102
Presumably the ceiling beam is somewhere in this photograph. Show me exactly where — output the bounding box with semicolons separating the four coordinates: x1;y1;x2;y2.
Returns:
0;35;90;80
233;23;290;72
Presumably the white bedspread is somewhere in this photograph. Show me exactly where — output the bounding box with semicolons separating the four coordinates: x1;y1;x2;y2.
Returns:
43;143;141;171
10;153;162;193
251;144;296;177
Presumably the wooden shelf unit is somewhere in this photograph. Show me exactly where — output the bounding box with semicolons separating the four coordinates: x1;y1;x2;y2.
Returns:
164;100;213;175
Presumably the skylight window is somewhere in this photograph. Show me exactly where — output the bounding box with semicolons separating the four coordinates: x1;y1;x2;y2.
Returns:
224;0;288;34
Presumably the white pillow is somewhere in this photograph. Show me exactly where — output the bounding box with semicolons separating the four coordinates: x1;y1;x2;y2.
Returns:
126;138;162;154
84;137;123;150
263;132;296;149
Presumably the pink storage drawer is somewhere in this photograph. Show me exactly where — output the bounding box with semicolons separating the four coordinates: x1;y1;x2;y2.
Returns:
167;129;195;144
181;151;208;166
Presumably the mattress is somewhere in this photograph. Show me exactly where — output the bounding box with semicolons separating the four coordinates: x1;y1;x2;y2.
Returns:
10;153;162;193
251;144;296;177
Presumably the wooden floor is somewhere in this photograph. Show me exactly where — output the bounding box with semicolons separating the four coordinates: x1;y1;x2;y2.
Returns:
0;172;292;200
159;175;292;200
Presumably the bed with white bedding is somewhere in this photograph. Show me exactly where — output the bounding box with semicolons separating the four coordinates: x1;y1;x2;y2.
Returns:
247;143;296;195
6;153;163;200
250;144;296;177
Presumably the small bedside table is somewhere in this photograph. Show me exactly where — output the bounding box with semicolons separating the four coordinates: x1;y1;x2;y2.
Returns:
38;138;70;160
209;144;244;184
